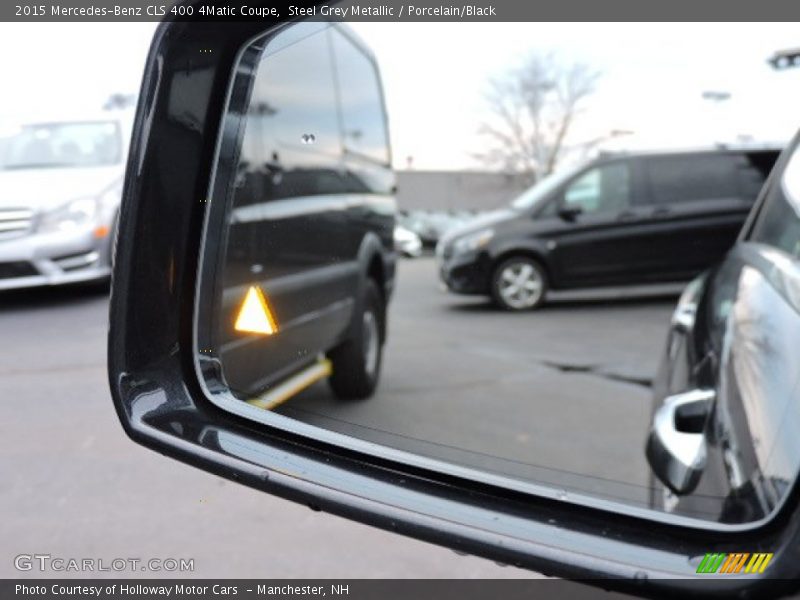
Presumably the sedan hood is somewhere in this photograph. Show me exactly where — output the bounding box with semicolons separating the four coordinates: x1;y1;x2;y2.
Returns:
0;166;122;211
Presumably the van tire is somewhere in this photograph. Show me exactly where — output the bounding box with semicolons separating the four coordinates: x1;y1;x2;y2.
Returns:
491;256;548;311
328;280;384;399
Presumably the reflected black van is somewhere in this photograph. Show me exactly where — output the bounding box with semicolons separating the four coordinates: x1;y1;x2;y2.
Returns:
205;23;396;401
436;148;780;310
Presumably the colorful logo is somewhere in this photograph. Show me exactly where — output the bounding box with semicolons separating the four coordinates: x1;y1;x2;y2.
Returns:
696;552;773;574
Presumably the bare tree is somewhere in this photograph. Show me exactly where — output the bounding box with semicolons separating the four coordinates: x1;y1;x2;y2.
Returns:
476;54;600;184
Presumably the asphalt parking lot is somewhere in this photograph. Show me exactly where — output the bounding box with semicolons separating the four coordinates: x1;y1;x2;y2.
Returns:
277;257;678;509
1;257;676;578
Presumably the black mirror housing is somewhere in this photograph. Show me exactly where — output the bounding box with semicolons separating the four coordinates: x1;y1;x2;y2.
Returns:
107;12;800;598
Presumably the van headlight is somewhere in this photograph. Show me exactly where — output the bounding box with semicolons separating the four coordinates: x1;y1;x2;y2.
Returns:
452;228;494;255
38;197;99;233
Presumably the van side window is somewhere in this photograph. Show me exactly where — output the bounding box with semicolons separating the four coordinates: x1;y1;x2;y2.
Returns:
750;145;800;259
646;154;740;205
330;29;390;166
563;162;630;214
234;26;342;208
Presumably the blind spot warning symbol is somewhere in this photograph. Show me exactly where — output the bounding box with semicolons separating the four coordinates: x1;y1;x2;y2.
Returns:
235;286;278;335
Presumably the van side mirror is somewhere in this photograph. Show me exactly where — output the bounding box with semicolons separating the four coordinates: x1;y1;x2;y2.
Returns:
557;205;583;221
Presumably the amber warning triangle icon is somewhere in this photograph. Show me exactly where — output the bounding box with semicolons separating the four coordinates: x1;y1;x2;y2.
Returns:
234;286;278;335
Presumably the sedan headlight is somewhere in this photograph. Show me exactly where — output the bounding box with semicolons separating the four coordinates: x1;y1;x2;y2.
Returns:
452;228;494;255
38;197;99;233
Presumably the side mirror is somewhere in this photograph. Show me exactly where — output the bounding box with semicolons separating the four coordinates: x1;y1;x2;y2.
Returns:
557;205;583;221
107;15;800;597
646;389;715;495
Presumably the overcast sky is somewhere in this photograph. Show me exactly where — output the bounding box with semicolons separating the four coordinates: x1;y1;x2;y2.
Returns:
1;22;798;170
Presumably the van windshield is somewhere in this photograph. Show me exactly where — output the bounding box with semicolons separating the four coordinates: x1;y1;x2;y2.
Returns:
509;164;583;211
0;121;121;170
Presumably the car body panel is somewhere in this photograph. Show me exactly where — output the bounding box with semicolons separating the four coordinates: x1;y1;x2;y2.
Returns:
649;135;800;525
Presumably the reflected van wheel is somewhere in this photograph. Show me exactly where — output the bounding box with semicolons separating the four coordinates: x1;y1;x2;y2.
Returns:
328;280;384;399
491;256;548;311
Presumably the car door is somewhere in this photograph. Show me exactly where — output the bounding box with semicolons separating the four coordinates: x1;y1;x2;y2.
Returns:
546;157;653;287
650;142;800;524
709;147;800;522
635;152;775;282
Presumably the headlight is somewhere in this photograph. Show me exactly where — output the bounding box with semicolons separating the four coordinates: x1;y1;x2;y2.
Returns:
38;197;99;233
452;228;494;255
671;274;706;332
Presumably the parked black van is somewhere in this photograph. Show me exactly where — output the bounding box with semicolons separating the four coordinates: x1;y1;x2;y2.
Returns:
436;148;781;310
201;23;396;401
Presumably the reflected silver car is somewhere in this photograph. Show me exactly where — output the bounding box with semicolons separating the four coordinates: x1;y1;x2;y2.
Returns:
394;225;423;257
0;113;131;290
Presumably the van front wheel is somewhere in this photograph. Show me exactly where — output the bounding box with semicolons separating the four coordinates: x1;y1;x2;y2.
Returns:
491;256;548;311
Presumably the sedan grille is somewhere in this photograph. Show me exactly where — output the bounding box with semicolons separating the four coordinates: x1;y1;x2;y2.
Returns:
0;208;34;239
0;261;39;279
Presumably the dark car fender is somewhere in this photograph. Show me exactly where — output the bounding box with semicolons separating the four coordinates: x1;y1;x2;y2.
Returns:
352;232;395;341
489;237;556;286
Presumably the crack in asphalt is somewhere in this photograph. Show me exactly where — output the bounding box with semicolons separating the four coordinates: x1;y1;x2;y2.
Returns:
541;360;653;389
458;342;655;390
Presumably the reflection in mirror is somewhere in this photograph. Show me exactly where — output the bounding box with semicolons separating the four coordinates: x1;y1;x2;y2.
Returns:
196;21;800;526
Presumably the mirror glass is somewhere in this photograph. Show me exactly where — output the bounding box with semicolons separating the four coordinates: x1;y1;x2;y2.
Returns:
196;21;800;525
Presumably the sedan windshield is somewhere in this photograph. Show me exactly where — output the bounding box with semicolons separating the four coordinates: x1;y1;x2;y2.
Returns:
0;121;121;170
